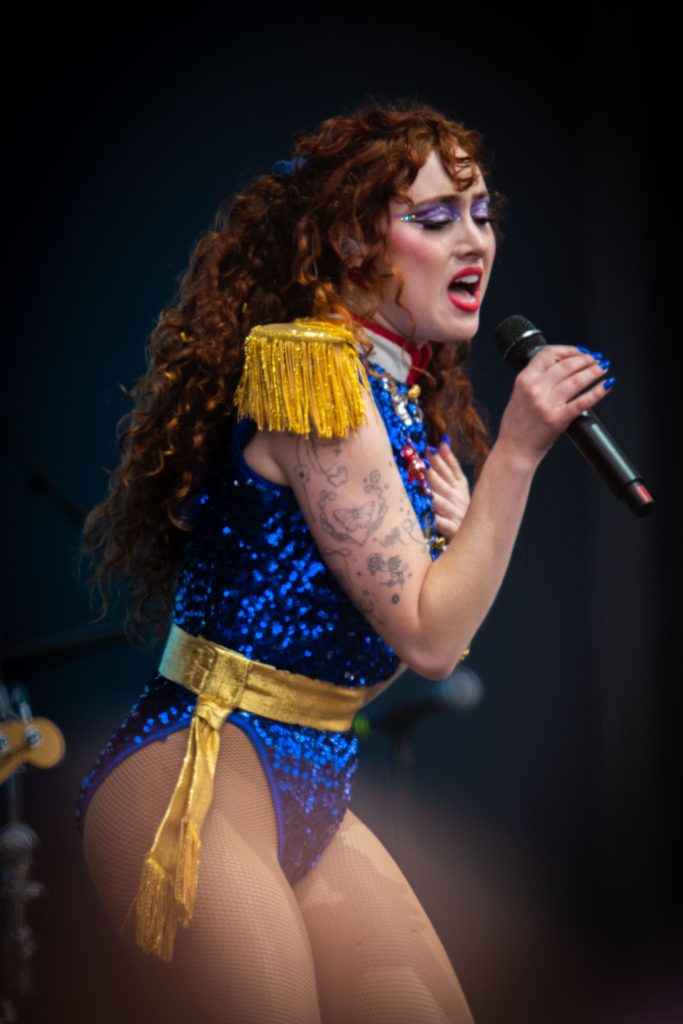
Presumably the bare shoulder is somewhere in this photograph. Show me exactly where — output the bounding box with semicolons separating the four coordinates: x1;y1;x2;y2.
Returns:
242;429;289;485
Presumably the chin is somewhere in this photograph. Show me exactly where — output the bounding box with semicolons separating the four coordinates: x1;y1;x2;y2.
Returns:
437;318;480;346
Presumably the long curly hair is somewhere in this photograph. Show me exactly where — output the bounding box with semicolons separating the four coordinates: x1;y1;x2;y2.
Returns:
84;100;498;638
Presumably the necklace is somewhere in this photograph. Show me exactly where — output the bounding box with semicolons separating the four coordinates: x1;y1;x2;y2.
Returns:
373;371;446;556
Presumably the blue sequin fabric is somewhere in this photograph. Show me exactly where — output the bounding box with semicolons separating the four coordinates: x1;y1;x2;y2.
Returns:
76;348;442;883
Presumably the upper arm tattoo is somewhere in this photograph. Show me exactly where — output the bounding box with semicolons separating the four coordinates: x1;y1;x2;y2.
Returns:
286;429;429;626
292;438;390;547
318;469;388;546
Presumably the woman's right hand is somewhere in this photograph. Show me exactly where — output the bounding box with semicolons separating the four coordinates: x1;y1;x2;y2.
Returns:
497;346;613;467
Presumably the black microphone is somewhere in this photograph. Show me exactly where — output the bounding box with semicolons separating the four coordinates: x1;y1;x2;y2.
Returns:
495;315;654;518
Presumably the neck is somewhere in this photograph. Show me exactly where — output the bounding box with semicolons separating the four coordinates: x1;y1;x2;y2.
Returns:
353;316;432;385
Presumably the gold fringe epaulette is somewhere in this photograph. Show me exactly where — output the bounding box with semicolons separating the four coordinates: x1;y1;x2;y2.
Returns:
233;318;369;438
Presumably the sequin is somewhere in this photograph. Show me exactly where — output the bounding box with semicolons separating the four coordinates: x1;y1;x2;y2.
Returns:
369;367;442;556
75;352;444;883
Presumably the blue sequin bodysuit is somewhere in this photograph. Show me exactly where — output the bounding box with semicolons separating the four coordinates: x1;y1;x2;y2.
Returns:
76;331;443;884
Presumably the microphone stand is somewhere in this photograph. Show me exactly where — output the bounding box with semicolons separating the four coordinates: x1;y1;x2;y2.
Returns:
360;668;484;883
0;680;66;1022
0;422;125;1021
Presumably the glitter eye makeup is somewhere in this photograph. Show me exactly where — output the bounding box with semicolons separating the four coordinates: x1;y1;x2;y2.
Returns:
398;196;492;229
470;197;491;223
399;201;461;225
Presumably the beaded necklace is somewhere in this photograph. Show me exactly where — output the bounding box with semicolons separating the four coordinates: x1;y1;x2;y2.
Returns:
360;322;445;557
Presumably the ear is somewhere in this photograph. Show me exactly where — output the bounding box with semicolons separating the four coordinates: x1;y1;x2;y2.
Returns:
329;224;365;267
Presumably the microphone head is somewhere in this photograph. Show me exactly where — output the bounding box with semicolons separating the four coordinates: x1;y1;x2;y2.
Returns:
495;315;547;370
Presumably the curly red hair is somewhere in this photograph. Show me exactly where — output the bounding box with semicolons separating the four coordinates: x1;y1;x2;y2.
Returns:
84;100;499;638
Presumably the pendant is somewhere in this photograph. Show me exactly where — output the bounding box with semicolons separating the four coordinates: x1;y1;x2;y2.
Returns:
400;444;431;496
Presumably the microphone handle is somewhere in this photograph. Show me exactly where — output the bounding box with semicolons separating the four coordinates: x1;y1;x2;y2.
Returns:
565;411;653;517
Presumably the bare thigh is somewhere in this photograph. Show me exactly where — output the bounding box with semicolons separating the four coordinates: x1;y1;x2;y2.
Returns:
294;809;475;1024
82;722;322;1024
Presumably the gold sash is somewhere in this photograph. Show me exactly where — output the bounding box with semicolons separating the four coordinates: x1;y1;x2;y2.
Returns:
133;624;384;961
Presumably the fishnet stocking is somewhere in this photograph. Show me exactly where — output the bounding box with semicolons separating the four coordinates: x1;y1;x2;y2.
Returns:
83;723;321;1024
83;723;474;1023
294;809;475;1024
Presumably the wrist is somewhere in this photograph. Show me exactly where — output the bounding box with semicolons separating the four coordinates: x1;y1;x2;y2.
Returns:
487;435;544;477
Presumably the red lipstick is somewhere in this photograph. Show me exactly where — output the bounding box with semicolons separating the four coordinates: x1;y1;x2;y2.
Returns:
447;266;482;312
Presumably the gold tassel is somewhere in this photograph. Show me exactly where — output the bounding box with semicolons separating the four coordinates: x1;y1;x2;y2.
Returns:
175;816;201;913
233;318;369;438
135;853;181;962
133;699;229;961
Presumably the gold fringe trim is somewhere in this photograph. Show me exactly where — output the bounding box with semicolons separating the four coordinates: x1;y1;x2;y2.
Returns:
135;853;182;962
133;709;225;962
176;816;201;914
233;318;369;438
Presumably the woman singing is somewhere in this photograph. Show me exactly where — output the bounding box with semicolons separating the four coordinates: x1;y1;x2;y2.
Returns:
77;102;614;1023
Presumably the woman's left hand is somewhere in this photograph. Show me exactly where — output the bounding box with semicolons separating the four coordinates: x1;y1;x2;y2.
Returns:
425;439;471;542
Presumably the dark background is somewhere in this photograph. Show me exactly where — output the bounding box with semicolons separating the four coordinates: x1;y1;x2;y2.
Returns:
2;8;678;1023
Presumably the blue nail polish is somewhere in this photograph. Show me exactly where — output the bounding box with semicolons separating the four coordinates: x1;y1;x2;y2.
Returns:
603;376;616;390
592;351;603;360
577;345;590;354
440;434;451;447
423;456;431;468
599;358;610;370
428;445;437;454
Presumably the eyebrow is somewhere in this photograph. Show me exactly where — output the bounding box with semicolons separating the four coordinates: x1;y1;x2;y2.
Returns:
406;190;491;209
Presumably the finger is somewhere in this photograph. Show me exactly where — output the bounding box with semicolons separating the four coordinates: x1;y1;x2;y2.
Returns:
528;352;598;387
523;351;611;406
425;456;457;488
564;374;616;419
426;473;470;513
434;514;457;539
433;508;468;541
533;345;612;384
529;344;600;368
551;357;611;403
427;445;468;488
431;488;470;520
437;441;466;482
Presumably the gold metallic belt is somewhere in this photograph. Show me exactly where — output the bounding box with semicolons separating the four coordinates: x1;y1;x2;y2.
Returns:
133;623;384;962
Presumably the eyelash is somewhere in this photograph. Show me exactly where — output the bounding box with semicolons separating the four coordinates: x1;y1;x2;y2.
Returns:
416;214;495;232
405;205;497;230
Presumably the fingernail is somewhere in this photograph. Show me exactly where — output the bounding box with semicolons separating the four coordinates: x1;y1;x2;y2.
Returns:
592;351;603;360
599;358;610;370
577;345;590;354
603;376;616;390
428;445;437;454
423;456;431;468
440;434;451;447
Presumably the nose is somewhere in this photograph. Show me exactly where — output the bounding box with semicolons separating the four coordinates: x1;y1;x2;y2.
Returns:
453;214;490;260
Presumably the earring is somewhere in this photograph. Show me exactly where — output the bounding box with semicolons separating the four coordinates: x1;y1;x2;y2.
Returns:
340;236;361;257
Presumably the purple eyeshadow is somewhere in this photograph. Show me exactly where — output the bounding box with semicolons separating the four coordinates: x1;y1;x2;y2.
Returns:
470;198;491;219
400;197;491;224
401;202;459;223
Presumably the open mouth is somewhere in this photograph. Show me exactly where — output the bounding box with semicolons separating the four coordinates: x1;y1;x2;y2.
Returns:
448;270;482;310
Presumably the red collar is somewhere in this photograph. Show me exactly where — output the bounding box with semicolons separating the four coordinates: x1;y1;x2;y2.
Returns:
354;317;433;385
